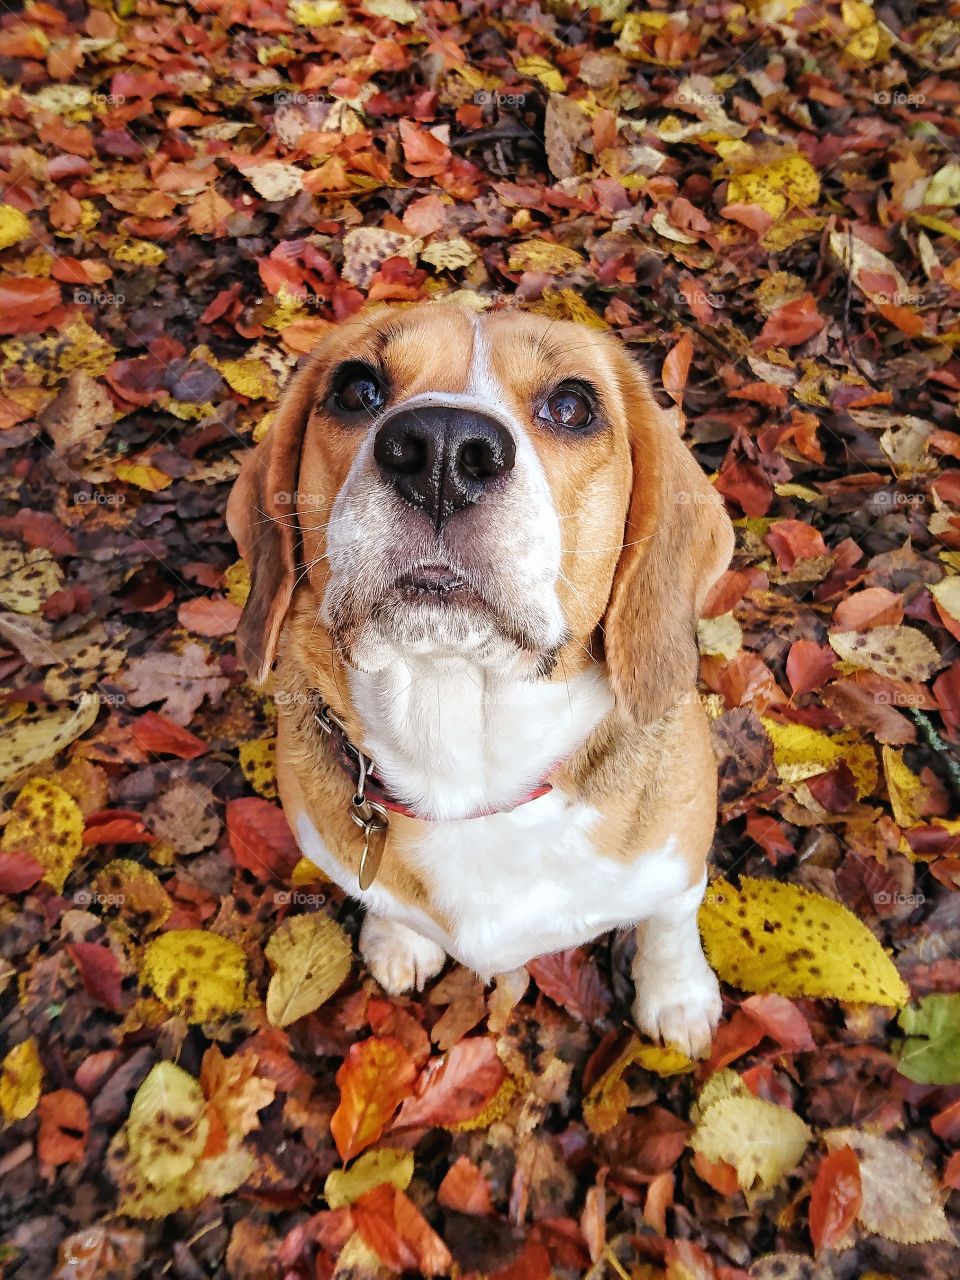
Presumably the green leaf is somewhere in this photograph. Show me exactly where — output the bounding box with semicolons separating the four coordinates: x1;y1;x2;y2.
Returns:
896;994;960;1084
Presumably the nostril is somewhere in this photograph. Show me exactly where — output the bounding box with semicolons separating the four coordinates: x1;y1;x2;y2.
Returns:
459;439;494;480
376;428;425;476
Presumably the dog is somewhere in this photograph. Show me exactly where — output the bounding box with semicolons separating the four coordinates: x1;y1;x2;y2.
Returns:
227;301;734;1058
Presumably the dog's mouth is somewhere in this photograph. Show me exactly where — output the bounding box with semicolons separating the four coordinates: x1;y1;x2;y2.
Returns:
394;563;487;610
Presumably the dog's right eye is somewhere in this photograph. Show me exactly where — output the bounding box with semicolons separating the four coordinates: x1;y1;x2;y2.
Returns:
332;364;387;416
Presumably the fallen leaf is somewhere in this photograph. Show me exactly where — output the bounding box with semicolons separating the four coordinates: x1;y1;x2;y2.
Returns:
265;913;352;1027
142;930;248;1023
824;1128;954;1244
331;1037;417;1159
700;877;909;1007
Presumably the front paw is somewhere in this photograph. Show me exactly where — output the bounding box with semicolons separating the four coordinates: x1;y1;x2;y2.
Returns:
360;915;446;995
632;965;721;1060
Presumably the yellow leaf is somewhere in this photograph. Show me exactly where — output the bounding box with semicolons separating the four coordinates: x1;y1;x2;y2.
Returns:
925;164;960;208
1;776;83;892
507;239;584;274
516;55;566;92
690;1067;749;1122
585;1036;694;1135
239;737;278;798
727;153;820;219
829;625;940;682
882;746;928;829
291;856;326;886
931;575;960;622
420;238;476;270
0;204;31;249
760;718;877;796
324;1148;414;1208
700;876;909;1008
112;239;166;267
0;1038;43;1122
528;288;608;329
94;859;173;930
697;613;743;659
219;357;280;400
363;0;418;20
222;559;250;606
142;930;248;1023
128;1062;209;1187
0;540;63;614
0;693;99;788
289;0;344;24
265;913;352;1027
114;462;173;492
691;1094;811;1190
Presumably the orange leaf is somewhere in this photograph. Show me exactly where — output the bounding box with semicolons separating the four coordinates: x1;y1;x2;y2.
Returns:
398;120;451;178
353;1184;452;1277
809;1145;861;1255
755;294;825;350
437;1155;492;1214
395;1037;505;1130
37;1089;89;1165
330;1037;417;1160
662;331;693;405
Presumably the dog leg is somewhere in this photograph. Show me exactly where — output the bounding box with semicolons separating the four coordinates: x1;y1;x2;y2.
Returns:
360;914;446;995
631;878;721;1059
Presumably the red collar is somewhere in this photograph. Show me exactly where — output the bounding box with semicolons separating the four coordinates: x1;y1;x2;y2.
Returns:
314;699;554;822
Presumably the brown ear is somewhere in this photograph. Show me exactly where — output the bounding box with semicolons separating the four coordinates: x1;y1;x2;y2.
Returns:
602;353;734;723
226;354;323;684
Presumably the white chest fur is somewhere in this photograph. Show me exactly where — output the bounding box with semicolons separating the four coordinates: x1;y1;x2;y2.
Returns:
294;659;693;978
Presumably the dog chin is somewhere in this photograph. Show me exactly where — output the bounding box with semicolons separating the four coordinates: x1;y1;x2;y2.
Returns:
334;592;549;675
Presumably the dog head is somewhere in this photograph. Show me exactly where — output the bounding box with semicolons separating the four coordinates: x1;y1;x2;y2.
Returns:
227;302;733;721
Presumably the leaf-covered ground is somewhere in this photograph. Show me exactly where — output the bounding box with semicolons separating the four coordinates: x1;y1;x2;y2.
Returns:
2;0;960;1276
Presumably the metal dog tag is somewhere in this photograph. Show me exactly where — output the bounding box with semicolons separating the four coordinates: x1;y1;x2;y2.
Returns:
358;812;388;890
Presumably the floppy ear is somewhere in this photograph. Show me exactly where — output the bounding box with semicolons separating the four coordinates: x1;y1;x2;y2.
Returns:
226;353;323;684
602;352;734;724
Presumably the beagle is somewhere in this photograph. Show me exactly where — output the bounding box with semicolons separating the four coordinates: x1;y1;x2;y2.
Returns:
227;302;734;1057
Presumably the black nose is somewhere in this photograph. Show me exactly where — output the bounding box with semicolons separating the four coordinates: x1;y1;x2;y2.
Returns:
373;407;516;528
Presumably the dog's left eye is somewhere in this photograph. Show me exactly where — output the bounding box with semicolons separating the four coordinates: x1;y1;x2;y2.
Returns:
332;364;387;416
539;384;593;430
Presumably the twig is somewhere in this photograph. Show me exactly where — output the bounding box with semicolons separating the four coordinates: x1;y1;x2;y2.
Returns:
909;707;960;801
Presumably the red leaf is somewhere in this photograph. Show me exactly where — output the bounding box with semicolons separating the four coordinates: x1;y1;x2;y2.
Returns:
705;1009;765;1073
226;798;300;881
177;595;243;637
82;813;155;845
132;711;208;759
527;948;611;1024
741;994;815;1051
714;458;772;517
786;640;837;696
765;519;828;570
331;1037;417;1160
809;1145;861;1255
353;1184;452;1277
395;1036;505;1129
755;294;825;350
833;587;903;631
0;276;61;314
0;851;44;893
37;1089;89;1165
943;1150;960;1191
437;1155;493;1214
67;942;123;1011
